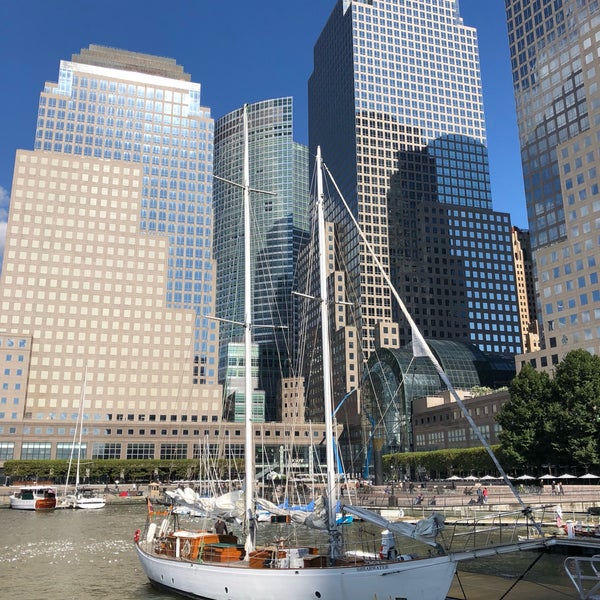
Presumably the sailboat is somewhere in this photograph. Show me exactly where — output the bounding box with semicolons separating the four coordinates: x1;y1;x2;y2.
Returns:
135;110;465;597
60;367;106;510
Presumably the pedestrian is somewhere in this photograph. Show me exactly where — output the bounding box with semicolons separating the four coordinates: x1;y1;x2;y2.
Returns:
482;487;488;503
551;481;556;495
215;518;228;535
557;481;564;496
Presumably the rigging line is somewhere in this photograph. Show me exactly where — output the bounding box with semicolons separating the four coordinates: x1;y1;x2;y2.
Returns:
497;549;547;600
293;200;320;378
451;570;468;600
369;355;416;431
170;330;197;477
321;159;543;535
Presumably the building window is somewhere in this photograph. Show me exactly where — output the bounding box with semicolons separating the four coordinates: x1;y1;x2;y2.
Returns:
0;442;15;460
126;443;155;459
56;442;86;460
92;442;121;459
20;442;52;460
160;443;187;460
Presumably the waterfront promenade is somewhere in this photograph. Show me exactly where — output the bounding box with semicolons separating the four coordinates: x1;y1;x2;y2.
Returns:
1;481;599;519
351;481;600;524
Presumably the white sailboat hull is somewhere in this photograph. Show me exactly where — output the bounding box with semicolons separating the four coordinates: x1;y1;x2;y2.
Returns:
59;491;106;509
75;495;106;509
135;541;456;600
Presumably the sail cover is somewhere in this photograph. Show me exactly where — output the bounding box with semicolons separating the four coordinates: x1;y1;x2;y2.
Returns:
341;504;445;549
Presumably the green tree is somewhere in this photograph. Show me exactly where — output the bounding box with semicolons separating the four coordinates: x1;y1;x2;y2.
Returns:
497;350;600;471
551;349;600;466
496;364;553;467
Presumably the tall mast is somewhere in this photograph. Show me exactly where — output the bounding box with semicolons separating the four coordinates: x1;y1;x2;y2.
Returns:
243;105;255;554
316;147;340;557
75;364;88;489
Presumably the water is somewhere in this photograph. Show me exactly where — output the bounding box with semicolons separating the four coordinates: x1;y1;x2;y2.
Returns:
0;504;168;599
0;504;583;599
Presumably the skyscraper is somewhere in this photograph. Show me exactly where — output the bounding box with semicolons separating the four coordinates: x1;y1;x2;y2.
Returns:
214;98;309;421
505;0;600;370
0;46;223;462
308;1;521;368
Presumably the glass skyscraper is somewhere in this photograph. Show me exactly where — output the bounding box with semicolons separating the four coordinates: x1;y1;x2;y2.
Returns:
308;0;521;363
0;46;224;462
33;45;219;383
214;98;309;421
505;0;600;370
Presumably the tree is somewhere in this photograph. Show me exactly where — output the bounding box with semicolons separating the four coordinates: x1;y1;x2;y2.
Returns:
551;350;600;466
497;350;600;470
496;364;553;467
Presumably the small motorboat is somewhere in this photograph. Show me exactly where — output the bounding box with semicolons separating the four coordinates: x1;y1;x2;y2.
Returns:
9;485;57;511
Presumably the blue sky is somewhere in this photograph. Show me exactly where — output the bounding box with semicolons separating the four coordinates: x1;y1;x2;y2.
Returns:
0;0;527;263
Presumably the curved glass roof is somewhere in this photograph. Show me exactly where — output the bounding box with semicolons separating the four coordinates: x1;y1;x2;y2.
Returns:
360;340;514;453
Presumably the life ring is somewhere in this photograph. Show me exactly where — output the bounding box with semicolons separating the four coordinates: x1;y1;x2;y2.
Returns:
133;529;141;543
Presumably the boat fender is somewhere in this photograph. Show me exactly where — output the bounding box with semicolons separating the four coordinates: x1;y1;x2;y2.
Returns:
158;518;169;538
134;529;141;543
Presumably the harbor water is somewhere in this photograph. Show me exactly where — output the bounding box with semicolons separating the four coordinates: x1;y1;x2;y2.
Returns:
0;503;583;599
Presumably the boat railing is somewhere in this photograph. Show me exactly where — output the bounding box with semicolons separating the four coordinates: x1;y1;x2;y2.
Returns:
443;505;557;553
564;554;600;600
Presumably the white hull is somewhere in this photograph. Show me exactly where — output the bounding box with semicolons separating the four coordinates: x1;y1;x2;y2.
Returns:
9;498;39;511
9;487;57;511
135;541;456;600
75;496;106;509
60;491;106;510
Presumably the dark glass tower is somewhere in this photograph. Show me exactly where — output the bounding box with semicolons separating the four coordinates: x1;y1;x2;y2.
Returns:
308;0;522;363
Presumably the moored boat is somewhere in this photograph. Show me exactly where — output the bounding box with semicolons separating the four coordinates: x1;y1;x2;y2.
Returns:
58;367;106;510
135;132;459;599
135;127;550;598
9;485;57;511
60;487;106;510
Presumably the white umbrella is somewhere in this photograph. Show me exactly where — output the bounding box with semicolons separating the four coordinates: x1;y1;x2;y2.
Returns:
445;475;461;481
578;473;599;479
539;474;555;480
463;475;479;481
479;475;499;481
558;473;577;479
516;474;535;480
